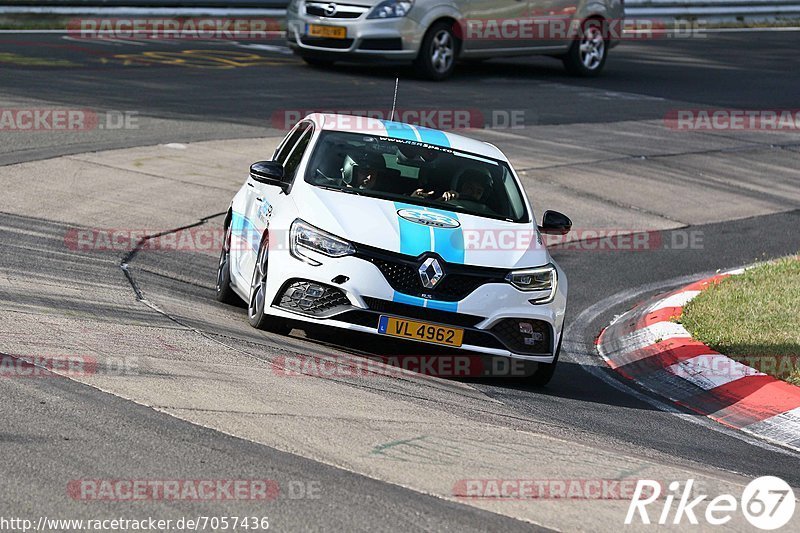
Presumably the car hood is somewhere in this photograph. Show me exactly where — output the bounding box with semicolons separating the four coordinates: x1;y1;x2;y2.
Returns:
298;186;550;269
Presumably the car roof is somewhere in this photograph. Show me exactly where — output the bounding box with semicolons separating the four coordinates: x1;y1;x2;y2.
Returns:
305;113;506;161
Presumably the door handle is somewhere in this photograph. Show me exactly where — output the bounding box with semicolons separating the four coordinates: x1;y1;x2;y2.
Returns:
256;197;264;203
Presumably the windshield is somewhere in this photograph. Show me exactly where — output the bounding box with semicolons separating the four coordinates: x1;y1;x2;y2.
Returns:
304;131;530;223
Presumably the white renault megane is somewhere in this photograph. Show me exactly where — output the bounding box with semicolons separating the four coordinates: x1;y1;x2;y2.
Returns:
216;113;571;384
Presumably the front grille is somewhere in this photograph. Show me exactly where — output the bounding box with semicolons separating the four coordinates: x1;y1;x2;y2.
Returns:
363;297;483;328
369;259;418;293
300;36;354;49
359;38;403;51
490;318;551;355
305;2;368;19
275;279;350;316
357;245;507;302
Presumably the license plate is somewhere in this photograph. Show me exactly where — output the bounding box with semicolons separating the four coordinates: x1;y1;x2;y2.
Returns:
306;24;347;39
378;316;463;347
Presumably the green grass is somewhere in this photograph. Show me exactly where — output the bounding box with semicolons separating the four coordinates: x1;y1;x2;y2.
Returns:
680;256;800;385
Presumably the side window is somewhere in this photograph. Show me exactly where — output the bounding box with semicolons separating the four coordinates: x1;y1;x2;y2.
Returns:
282;127;313;183
274;122;310;164
273;131;295;162
503;170;526;221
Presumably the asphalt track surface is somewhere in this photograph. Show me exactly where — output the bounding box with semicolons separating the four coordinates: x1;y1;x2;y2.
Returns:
1;30;799;531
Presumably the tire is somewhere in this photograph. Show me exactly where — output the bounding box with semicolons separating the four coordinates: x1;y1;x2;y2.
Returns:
414;21;459;81
528;335;562;387
215;222;240;305
247;237;292;335
562;18;608;77
301;56;335;68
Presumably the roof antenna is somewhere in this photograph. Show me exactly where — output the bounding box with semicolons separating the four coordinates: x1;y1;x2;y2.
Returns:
389;77;399;122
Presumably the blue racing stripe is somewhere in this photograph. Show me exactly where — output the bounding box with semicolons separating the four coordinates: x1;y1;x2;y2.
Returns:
415;126;450;148
392;202;462;312
433;225;465;264
231;212;260;254
425;207;465;265
392;292;458;313
381;120;418;141
426;300;458;313
393;292;426;307
394;201;431;257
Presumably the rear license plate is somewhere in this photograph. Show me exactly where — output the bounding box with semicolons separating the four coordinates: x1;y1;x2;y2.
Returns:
378;316;464;347
306;24;347;39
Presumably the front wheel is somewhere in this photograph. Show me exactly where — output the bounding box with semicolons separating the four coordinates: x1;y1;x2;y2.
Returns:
562;19;608;77
248;238;292;335
414;22;458;81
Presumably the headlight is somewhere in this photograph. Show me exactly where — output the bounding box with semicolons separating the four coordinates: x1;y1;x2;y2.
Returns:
290;219;355;265
506;264;557;303
367;0;414;19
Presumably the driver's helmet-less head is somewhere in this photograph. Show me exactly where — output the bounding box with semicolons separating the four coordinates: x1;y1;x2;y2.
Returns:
341;151;386;186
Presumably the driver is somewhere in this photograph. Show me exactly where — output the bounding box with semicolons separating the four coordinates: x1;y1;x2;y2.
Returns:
341;152;385;190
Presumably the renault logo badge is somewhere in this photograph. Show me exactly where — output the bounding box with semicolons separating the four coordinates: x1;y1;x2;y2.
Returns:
419;257;444;289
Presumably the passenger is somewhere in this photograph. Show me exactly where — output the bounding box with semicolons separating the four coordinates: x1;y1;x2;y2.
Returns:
412;169;491;203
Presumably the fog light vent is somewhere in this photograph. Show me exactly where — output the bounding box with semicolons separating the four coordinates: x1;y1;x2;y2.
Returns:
490;318;551;355
277;279;350;316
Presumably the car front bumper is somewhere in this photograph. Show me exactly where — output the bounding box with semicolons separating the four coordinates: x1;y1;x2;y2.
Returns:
286;10;423;60
262;247;567;363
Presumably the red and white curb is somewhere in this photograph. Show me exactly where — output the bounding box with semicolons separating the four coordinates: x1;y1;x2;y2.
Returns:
597;269;800;452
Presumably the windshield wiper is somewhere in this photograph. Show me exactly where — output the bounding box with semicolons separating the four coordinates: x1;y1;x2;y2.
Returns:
314;184;364;196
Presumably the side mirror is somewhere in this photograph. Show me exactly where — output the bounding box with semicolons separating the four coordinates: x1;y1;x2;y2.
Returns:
539;210;572;235
250;161;289;192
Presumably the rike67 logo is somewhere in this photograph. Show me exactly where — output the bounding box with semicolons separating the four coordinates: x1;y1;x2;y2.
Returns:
626;476;796;530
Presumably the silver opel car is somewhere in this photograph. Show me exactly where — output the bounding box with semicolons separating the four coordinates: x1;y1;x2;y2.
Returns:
286;0;623;80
